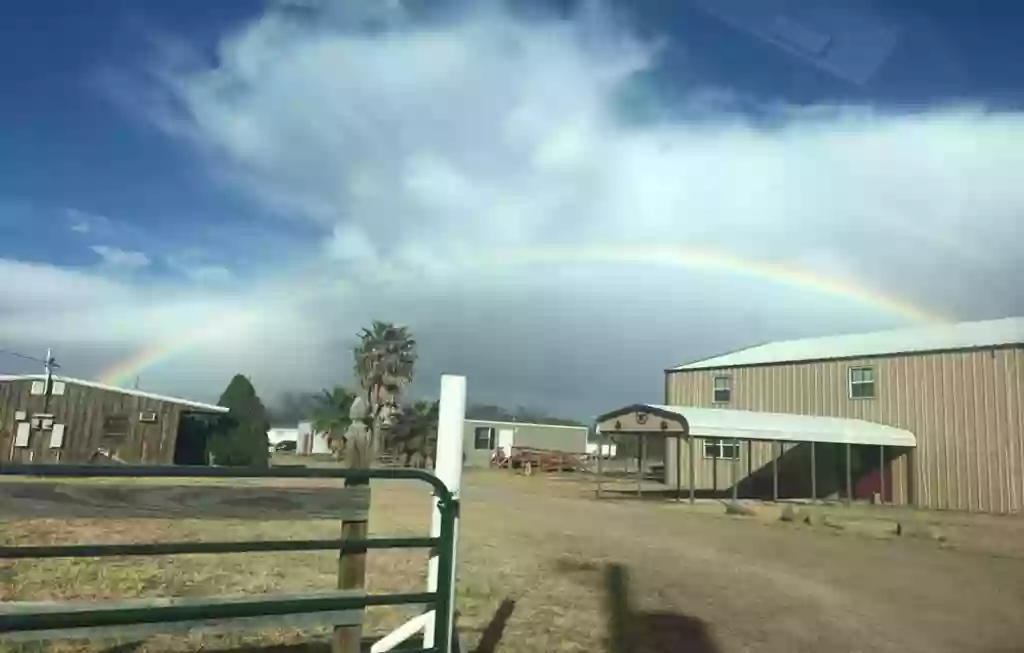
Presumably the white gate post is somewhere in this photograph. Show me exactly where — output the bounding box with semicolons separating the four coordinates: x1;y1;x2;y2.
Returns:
423;374;465;651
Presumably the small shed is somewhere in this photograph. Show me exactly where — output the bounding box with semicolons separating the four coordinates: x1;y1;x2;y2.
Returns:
0;374;228;465
463;419;589;468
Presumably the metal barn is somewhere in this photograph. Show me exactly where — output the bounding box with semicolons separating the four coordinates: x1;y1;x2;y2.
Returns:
0;374;228;465
647;316;1024;513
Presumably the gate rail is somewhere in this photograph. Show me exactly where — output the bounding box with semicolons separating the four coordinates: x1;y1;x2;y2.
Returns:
0;463;459;653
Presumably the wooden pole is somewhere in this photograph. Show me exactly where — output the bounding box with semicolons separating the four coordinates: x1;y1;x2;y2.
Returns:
596;431;604;499
334;422;371;653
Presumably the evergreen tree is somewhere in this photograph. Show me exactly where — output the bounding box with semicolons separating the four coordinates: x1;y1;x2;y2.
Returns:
209;374;271;467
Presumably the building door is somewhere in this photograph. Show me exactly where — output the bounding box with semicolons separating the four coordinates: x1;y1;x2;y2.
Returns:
497;429;514;458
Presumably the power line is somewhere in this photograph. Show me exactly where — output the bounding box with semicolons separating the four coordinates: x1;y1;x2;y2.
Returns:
0;347;55;366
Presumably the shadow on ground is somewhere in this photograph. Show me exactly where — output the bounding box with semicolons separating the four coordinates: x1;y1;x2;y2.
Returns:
96;600;516;653
465;598;516;653
604;563;720;653
554;556;720;653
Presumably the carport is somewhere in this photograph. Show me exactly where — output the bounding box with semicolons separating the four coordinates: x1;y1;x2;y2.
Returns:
594;404;917;505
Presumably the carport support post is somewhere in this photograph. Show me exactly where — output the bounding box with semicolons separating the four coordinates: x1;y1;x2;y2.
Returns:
845;442;853;507
810;441;817;503
636;434;645;497
731;437;738;502
879;445;886;505
688;435;696;505
772;441;779;502
675;434;682;502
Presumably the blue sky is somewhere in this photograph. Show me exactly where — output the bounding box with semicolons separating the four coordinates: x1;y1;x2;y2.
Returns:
0;0;315;275
1;0;1022;414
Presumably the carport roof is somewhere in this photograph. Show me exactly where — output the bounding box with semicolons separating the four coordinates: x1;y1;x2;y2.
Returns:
596;403;916;448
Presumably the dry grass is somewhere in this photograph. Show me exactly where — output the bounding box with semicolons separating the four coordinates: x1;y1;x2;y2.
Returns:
4;469;1024;653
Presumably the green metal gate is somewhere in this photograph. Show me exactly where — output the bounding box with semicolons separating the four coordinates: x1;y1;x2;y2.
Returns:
0;463;459;653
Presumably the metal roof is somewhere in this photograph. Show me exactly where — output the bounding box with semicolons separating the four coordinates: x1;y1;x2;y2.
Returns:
465;418;587;431
600;403;917;447
0;374;228;413
671;316;1024;371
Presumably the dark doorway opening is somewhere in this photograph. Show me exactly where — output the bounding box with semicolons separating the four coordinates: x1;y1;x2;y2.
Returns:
174;412;216;465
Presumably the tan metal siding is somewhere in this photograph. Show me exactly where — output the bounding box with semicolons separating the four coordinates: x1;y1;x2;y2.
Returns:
666;346;1024;513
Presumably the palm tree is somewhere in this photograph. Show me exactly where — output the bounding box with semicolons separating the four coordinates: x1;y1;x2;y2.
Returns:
384;399;440;467
312;386;357;460
352;321;418;459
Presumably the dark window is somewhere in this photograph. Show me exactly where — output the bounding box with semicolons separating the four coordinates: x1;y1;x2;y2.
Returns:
473;427;495;450
703;438;739;460
103;415;131;440
713;376;731;403
849;366;876;399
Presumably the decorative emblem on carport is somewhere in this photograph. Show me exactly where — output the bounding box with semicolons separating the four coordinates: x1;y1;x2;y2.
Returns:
635;411;649;424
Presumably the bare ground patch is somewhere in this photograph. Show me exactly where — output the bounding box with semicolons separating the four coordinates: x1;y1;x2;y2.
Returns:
3;471;1024;653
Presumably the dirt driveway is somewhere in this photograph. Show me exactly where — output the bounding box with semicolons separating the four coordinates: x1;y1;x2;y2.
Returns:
4;470;1024;653
454;473;1024;653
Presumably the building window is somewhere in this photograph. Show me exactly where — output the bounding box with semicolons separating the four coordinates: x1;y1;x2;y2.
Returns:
713;376;731;403
473;427;495;450
103;415;131;440
849;366;876;399
703;438;739;460
49;424;66;449
14;422;31;448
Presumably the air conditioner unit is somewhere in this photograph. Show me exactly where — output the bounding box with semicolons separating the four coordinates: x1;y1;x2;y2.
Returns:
139;411;158;423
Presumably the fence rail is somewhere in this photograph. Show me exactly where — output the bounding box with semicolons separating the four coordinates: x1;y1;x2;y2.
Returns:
0;463;459;653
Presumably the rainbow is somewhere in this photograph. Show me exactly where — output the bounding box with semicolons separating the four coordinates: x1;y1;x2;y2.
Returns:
97;310;257;389
97;244;949;387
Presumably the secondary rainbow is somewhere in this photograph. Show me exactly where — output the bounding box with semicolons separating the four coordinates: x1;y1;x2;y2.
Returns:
97;244;950;388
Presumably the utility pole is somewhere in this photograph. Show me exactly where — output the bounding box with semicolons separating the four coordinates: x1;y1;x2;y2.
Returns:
134;375;140;390
44;348;57;393
43;348;58;413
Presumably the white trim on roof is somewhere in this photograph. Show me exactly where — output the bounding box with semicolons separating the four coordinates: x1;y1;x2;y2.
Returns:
671;317;1024;371
465;419;587;431
647;404;916;448
0;374;228;413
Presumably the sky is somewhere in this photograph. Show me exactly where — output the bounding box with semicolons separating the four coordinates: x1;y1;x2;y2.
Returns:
1;0;1022;418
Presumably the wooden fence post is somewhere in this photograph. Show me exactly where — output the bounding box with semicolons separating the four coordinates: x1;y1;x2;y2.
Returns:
334;421;372;653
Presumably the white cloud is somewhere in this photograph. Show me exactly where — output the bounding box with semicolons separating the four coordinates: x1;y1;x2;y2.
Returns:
164;250;234;284
90;245;152;270
15;1;1024;413
67;208;109;234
